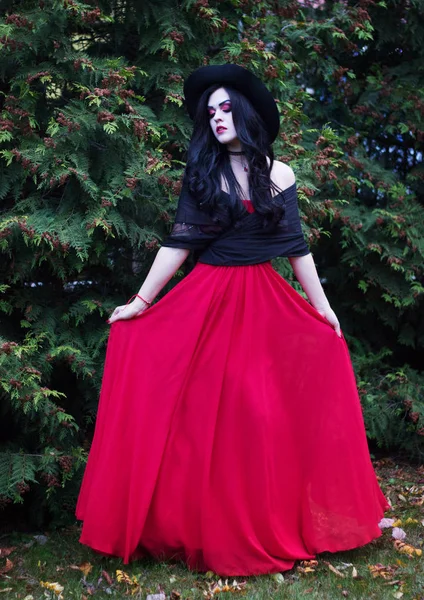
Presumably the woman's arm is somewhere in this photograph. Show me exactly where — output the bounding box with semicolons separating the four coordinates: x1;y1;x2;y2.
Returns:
288;253;342;337
108;246;190;324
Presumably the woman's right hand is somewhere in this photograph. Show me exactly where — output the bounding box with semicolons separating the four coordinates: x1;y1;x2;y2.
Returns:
107;297;149;325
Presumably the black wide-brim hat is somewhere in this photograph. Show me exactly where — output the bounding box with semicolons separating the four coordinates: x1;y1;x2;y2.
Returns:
183;64;280;143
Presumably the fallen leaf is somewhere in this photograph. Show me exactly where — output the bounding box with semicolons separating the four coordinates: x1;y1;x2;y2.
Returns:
40;581;64;597
393;540;422;557
81;579;96;595
272;572;285;583
297;559;318;574
392;519;403;527
393;592;403;599
116;570;139;586
301;560;318;567
368;564;397;579
169;575;177;583
0;559;13;576
102;570;113;585
352;566;358;578
204;578;246;596
146;595;165;600
379;518;395;529
0;548;17;558
404;518;419;525
327;563;345;577
79;562;93;577
37;560;46;572
392;527;407;541
393;540;422;556
0;589;13;594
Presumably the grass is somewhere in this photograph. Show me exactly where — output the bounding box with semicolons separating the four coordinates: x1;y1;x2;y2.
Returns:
0;457;423;600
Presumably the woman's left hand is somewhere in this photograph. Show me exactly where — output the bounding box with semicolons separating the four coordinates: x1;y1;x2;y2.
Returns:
107;297;148;324
315;305;342;337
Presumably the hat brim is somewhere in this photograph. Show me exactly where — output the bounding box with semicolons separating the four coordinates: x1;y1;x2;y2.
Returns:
183;64;280;144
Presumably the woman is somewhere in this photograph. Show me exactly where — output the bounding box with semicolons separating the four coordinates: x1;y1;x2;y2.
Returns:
76;64;390;576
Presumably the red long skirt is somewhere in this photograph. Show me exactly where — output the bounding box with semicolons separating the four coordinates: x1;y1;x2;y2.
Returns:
75;261;390;576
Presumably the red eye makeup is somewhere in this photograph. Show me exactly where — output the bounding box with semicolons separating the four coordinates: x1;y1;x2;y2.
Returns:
207;99;232;118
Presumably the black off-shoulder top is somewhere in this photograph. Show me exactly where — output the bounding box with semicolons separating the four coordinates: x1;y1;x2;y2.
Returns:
161;175;310;266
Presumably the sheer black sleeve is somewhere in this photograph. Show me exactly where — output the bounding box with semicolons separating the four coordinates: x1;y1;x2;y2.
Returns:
161;174;230;252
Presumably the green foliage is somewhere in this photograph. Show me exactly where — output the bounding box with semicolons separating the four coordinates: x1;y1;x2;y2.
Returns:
351;344;424;457
0;0;423;523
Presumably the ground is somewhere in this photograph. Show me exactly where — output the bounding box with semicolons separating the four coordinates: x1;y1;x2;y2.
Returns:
0;457;423;600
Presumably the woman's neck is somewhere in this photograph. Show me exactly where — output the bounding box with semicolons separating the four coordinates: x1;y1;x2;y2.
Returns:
226;141;243;153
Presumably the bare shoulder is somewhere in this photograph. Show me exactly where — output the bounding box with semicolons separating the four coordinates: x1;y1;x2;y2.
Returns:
267;158;296;192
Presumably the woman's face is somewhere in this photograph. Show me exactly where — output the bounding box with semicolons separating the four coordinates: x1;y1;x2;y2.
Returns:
207;87;239;145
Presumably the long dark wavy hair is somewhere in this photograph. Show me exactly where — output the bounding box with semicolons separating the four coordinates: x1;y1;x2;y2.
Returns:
185;84;286;228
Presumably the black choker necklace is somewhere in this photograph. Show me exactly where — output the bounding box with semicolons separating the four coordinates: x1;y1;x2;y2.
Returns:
228;150;245;155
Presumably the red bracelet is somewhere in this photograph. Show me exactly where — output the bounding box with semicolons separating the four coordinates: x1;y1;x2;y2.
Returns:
126;294;151;306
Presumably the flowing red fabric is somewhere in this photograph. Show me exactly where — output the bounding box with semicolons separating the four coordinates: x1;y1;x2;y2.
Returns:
76;261;390;576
